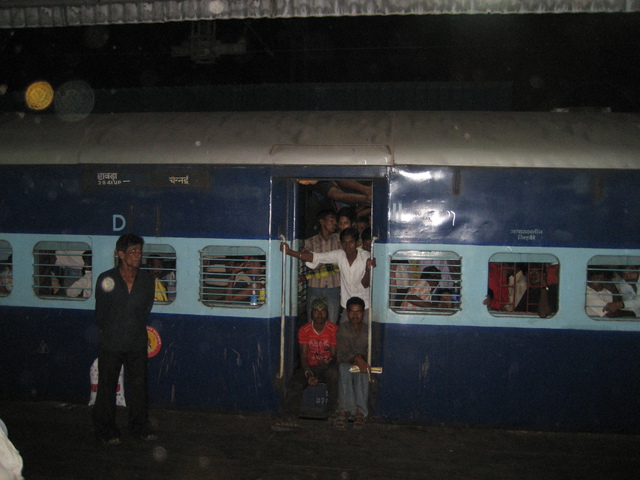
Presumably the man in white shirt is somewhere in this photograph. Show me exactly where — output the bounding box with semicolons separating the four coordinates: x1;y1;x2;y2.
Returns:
585;270;612;318
604;265;640;317
282;227;375;323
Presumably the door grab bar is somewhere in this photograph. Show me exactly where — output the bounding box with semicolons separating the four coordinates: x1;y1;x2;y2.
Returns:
278;234;287;379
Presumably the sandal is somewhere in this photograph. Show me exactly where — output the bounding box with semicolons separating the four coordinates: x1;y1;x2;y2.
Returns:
271;417;303;432
333;412;347;430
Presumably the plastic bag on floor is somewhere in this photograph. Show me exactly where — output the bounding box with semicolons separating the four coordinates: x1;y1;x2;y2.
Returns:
88;358;126;407
0;420;23;480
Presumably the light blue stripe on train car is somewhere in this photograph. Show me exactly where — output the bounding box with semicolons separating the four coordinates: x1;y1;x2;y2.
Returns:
0;233;288;320
373;243;640;332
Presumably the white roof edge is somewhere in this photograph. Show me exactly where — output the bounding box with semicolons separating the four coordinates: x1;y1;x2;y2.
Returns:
1;110;639;169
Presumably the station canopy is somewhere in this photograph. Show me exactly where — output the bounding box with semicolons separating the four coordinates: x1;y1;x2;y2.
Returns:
1;0;639;29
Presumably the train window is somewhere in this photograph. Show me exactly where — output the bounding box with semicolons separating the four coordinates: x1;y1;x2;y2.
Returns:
586;256;640;321
33;242;92;300
200;246;266;308
390;251;461;315
0;241;12;297
487;254;559;318
140;245;177;305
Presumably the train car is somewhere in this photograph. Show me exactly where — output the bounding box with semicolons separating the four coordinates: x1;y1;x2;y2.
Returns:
1;110;639;432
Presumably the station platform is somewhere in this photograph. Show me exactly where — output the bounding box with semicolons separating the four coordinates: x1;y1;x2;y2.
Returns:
1;400;639;480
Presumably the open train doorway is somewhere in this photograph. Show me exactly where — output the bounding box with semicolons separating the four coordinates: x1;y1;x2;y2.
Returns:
295;179;374;327
285;177;383;419
275;174;385;420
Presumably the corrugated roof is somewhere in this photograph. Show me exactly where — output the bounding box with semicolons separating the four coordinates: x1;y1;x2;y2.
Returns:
1;0;639;29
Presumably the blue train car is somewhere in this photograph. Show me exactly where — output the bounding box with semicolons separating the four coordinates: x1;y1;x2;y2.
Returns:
1;110;639;432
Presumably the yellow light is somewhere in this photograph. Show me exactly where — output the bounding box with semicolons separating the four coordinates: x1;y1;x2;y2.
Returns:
25;81;54;110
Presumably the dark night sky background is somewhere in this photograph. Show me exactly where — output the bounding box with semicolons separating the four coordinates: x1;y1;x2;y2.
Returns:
1;13;639;112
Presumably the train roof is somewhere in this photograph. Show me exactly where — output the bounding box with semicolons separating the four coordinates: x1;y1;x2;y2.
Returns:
1;110;639;169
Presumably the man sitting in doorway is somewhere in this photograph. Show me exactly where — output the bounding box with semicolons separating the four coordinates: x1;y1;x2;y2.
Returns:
334;296;371;430
272;298;338;430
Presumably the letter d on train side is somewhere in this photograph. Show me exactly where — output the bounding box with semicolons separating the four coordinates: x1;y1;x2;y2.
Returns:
112;214;126;232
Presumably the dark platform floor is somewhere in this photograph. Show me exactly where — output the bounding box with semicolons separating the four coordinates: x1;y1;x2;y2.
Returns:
1;401;639;480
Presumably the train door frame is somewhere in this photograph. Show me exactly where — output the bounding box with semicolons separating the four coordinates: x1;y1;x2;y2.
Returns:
273;178;300;392
275;174;386;416
291;178;378;365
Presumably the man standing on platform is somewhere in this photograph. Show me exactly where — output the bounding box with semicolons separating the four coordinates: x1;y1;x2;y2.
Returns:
93;233;156;446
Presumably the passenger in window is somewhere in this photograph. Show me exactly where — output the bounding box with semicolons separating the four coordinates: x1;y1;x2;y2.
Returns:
584;269;632;318
0;255;12;295
545;263;560;287
272;298;338;431
303;209;341;324
225;256;265;305
507;263;527;312
514;264;558;318
66;251;92;298
485;263;511;311
202;256;229;301
538;265;559;318
429;259;459;300
604;265;640;317
55;250;85;289
36;250;61;296
433;288;455;313
513;264;539;313
148;255;176;302
282;227;375;324
400;266;441;310
390;259;413;307
163;258;177;302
